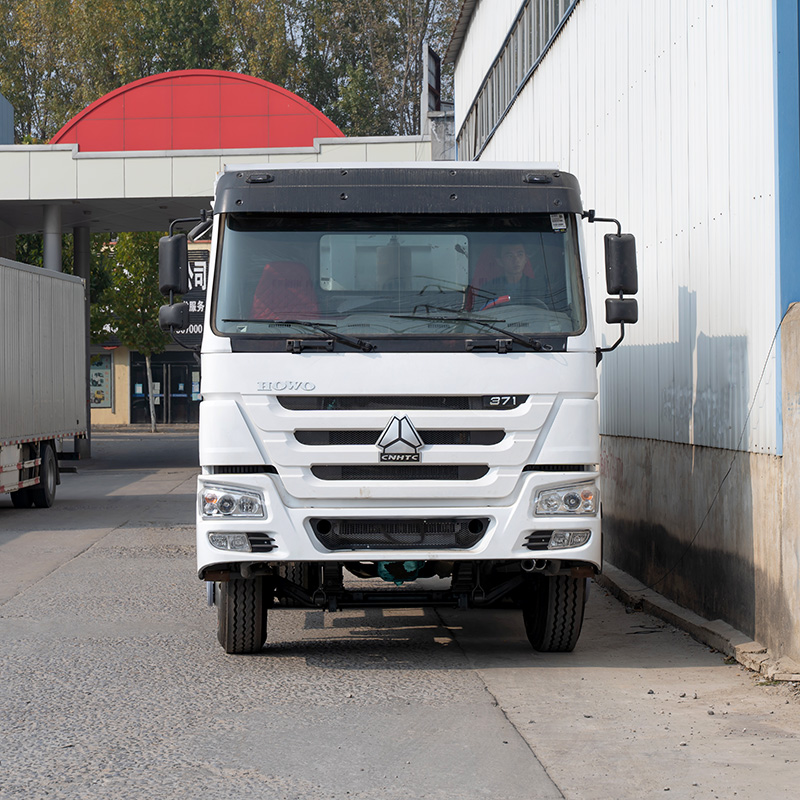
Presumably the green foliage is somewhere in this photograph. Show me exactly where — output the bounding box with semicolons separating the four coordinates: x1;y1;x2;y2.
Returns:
17;230;112;290
93;232;171;357
14;233;44;268
0;0;458;141
0;0;75;140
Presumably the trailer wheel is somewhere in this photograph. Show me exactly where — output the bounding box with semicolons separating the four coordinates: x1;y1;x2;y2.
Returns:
216;577;267;654
521;574;586;652
31;444;57;508
11;489;33;508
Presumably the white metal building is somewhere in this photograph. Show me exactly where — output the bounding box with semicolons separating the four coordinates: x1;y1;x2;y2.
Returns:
447;0;800;666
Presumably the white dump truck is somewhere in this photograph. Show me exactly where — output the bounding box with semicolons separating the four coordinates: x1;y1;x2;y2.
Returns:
159;163;638;654
0;257;87;507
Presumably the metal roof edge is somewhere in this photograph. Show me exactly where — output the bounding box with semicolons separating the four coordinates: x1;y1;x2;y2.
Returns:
0;135;431;161
444;0;480;65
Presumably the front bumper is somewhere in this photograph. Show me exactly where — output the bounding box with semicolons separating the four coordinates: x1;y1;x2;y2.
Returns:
195;471;601;574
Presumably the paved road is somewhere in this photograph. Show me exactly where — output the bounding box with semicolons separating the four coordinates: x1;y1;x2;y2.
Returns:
1;429;798;799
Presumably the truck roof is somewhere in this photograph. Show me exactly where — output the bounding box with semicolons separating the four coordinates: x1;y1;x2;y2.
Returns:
214;163;583;216
221;161;560;173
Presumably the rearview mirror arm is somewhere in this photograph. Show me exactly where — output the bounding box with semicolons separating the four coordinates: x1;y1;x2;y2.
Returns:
581;209;622;235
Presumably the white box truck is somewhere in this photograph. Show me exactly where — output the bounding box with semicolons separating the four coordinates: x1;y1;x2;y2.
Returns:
159;164;638;654
0;257;87;507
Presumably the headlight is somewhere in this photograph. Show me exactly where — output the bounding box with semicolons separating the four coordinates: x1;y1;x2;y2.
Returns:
200;485;265;518
534;482;598;515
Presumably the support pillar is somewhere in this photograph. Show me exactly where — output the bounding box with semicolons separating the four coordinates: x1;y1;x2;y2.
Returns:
43;204;62;272
73;226;91;458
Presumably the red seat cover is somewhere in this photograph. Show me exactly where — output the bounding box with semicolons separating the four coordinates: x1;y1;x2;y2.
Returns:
250;261;318;319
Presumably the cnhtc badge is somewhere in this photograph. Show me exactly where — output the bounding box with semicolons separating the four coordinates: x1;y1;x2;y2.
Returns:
376;416;424;462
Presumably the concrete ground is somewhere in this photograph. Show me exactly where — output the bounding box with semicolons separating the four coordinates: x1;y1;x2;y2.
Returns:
0;427;798;799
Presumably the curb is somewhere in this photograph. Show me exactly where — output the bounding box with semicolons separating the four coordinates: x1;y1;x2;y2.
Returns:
596;563;800;683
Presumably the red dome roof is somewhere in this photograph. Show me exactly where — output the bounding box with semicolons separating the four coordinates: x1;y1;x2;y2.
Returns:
50;70;344;152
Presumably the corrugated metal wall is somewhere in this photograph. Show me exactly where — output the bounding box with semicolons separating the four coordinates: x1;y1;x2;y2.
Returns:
0;260;86;442
465;0;779;453
454;0;528;129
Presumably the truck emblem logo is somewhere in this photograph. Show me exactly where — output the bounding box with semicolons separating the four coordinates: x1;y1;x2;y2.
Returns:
376;416;424;462
256;381;316;392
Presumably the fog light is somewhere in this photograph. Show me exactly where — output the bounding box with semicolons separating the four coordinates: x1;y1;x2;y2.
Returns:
208;532;252;552
549;531;570;548
548;530;591;549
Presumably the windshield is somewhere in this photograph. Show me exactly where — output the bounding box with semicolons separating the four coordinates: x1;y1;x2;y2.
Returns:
213;213;586;346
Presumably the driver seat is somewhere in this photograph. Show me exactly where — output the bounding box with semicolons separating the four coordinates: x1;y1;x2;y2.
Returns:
250;261;318;319
466;246;536;310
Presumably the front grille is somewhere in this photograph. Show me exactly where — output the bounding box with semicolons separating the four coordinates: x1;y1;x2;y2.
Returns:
310;465;489;481
295;430;505;446
247;534;277;553
524;532;554;551
310;517;489;550
279;395;527;411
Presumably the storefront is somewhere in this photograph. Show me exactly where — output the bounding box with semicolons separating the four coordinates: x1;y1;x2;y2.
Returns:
129;350;201;424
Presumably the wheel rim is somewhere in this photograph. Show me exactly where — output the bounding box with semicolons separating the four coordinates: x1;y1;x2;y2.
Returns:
45;451;56;496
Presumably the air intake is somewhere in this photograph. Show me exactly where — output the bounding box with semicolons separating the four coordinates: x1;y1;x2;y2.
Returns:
310;517;489;550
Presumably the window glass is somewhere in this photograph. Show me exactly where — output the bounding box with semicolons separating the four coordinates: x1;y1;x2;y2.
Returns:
213;213;586;343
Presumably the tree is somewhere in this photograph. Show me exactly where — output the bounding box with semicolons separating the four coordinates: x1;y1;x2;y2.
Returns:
0;0;74;141
0;0;459;143
15;231;114;329
94;232;171;432
217;0;291;83
284;0;458;136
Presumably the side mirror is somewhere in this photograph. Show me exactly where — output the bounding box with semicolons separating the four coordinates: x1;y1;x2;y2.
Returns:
159;302;189;331
606;298;638;325
159;234;189;296
605;233;638;295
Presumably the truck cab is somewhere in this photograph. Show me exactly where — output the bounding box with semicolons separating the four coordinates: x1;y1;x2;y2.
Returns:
159;163;637;654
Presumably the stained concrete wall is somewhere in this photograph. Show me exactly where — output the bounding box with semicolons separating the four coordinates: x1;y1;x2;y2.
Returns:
602;302;800;663
779;303;800;661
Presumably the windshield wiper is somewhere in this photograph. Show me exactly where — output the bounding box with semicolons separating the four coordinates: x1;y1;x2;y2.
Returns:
222;319;375;353
390;312;553;353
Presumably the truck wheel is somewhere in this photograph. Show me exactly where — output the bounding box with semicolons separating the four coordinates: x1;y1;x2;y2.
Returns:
276;562;312;606
521;574;586;652
11;489;33;508
216;577;267;654
31;444;57;508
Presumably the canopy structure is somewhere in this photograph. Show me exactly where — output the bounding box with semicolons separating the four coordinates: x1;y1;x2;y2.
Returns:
0;70;430;264
50;70;343;152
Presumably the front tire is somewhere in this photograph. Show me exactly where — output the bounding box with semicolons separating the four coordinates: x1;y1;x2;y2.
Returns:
216;577;267;654
521;574;586;652
275;562;314;606
11;489;33;508
31;443;57;508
